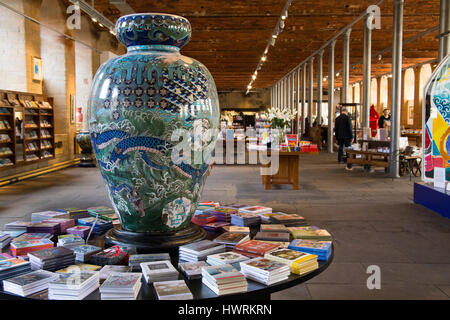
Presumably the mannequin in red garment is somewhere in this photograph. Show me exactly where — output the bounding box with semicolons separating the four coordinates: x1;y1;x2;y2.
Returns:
369;105;379;137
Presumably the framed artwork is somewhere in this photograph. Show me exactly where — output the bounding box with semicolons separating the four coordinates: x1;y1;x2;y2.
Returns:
32;57;43;81
70;94;76;124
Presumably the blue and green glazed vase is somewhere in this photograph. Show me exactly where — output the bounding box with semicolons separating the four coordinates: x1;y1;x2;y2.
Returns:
88;13;219;233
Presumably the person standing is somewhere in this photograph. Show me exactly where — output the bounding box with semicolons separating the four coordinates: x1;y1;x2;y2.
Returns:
378;109;391;128
334;108;353;169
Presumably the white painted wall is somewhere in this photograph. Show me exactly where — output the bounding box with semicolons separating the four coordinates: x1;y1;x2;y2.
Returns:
0;0;26;92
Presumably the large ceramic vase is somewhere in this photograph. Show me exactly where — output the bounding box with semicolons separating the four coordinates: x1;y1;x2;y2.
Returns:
76;131;96;167
87;13;219;249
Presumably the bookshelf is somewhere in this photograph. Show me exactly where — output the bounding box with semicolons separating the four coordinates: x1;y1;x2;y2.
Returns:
0;89;55;170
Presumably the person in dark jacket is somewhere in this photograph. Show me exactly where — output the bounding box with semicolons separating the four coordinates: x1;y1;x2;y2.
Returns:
378;109;391;128
334;108;353;169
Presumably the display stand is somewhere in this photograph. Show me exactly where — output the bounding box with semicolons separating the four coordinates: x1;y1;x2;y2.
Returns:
104;223;206;253
414;182;450;218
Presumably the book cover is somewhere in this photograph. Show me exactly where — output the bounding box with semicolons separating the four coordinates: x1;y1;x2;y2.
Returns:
241;257;289;273
213;232;248;244
153;280;192;298
101;272;141;289
5;269;56;286
56;264;101;273
254;232;290;242
233;240;280;255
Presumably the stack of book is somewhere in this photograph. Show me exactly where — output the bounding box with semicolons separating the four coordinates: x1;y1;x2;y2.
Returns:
56;234;85;248
206;252;249;266
89;245;129;266
128;253;171;271
99;272;142;300
0;257;31;281
48;271;100;300
140;261;179;283
223;204;250;210
4;221;33;232
71;245;103;262
201;264;247;296
57;208;90;222
221;226;250;234
260;224;289;233
264;248;318;275
233;240;280;258
42;218;75;233
206;207;237;222
239;206;272;215
77;217;113;235
254;231;290;243
179;240;226;262
230;212;260;227
270;214;307;226
153;280;193;300
288;239;332;261
0;232;11;248
66;226;91;239
203;221;230;232
10;239;54;257
178;261;208;279
28;247;75;271
31;211;70;223
213;232;250;249
26;222;61;235
287;226;332;241
2;270;59;297
191;214;216;226
240;257;290;285
99;265;132;281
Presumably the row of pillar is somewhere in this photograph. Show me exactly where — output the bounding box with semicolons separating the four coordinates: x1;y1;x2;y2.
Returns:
269;0;404;178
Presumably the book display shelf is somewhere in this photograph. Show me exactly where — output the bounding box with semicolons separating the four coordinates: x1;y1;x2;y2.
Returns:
0;90;55;170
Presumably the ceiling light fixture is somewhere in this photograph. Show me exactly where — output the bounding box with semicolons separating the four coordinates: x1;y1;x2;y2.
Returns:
246;0;292;92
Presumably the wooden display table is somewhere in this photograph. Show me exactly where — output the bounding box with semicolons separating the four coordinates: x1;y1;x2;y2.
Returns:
346;150;390;168
260;150;318;190
401;132;422;147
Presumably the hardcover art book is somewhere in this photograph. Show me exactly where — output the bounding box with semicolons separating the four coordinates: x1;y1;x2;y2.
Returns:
238;206;272;215
178;261;208;279
254;231;290;242
2;269;59;297
288;239;332;261
153;280;193;300
128;253;170;271
221;226;250;234
56;264;102;273
10;239;54;257
99;272;142;300
233;240;280;258
287;226;332;240
99;265;132;280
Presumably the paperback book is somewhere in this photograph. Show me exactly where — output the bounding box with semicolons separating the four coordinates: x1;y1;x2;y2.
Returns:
201;264;247;296
264;248;318;275
206;252;249;266
213;232;250;249
179;240;226;262
10;239;54;257
99;265;132;280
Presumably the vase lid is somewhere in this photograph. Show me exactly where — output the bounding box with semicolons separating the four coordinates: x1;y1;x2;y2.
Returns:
115;13;191;49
